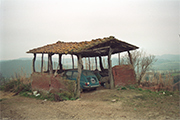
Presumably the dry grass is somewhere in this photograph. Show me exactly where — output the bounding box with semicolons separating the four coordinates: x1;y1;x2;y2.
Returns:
141;72;175;91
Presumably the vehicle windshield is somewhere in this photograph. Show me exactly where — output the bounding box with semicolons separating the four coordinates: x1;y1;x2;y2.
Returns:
83;71;95;76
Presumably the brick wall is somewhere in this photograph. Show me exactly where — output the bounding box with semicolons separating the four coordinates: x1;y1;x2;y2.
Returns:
31;72;75;93
112;65;136;86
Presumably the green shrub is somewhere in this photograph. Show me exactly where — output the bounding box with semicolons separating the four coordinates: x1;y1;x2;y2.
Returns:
129;86;135;89
144;89;152;93
138;88;143;91
121;86;127;90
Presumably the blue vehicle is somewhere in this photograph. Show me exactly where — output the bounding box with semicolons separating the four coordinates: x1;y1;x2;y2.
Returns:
63;69;101;91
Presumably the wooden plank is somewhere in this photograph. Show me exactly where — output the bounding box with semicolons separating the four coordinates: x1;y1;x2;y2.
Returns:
80;46;110;53
118;53;120;65
99;56;104;71
48;54;53;74
59;54;63;70
88;57;91;70
41;53;44;73
71;54;74;69
108;47;114;89
32;53;36;72
76;54;82;98
128;51;133;66
95;57;97;70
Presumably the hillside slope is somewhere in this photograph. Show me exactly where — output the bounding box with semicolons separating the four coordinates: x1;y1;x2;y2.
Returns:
0;54;179;78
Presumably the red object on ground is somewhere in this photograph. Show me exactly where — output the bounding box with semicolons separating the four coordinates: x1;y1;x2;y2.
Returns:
112;65;136;86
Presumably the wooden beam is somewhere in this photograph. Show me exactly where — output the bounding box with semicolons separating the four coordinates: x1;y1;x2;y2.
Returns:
99;56;104;71
32;53;36;72
80;46;110;53
95;57;97;70
59;54;63;70
76;54;82;98
118;53;120;65
71;54;74;69
48;54;53;74
108;47;114;89
88;57;91;70
41;53;44;73
128;51;133;66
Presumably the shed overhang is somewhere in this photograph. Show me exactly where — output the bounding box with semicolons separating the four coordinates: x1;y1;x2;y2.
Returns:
27;36;139;57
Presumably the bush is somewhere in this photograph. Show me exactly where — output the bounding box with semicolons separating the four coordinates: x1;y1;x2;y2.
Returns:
138;88;143;91
1;79;31;93
121;86;127;90
3;80;20;92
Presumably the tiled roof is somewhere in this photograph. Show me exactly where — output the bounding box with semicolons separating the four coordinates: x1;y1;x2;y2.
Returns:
27;36;138;57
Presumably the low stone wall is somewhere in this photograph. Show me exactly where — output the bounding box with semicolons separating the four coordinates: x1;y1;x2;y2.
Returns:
112;65;136;87
31;72;76;94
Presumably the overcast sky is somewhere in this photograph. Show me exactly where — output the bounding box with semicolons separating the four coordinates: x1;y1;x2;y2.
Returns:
0;0;179;60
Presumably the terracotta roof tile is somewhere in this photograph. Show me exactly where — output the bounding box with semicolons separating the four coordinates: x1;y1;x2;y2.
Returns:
27;36;138;56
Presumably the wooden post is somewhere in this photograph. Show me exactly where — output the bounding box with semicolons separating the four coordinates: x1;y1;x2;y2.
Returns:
118;53;120;65
128;51;133;66
32;53;36;72
76;54;82;98
88;57;91;70
71;54;74;69
41;53;44;73
99;56;104;71
95;57;97;70
59;54;63;70
48;53;53;74
108;47;114;89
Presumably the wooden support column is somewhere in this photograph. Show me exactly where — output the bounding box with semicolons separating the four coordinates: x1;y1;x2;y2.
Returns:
128;51;133;66
118;53;120;65
99;56;104;71
108;47;114;89
48;53;53;74
88;57;91;70
41;53;44;73
71;54;74;69
76;54;82;98
95;57;97;70
32;53;36;72
59;54;63;70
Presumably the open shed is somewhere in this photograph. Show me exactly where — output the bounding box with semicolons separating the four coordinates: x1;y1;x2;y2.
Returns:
27;36;138;97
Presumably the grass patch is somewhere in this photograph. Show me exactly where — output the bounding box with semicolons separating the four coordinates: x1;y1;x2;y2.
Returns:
0;79;76;102
0;98;7;102
121;86;127;90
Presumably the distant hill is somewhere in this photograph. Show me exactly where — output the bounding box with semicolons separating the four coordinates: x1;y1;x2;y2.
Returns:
155;54;179;61
151;54;180;71
0;54;179;78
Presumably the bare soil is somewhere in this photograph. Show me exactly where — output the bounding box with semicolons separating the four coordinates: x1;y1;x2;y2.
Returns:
0;87;179;120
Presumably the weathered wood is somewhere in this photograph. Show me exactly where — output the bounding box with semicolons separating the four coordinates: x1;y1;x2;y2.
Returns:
118;53;120;65
80;46;110;53
95;57;97;70
71;54;74;69
108;47;114;89
88;57;91;70
59;54;63;70
99;56;104;71
41;53;44;73
76;55;82;98
32;53;36;72
48;54;53;74
128;51;133;66
47;55;49;72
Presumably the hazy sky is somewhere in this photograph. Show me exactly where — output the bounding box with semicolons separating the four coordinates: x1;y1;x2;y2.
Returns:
0;0;179;60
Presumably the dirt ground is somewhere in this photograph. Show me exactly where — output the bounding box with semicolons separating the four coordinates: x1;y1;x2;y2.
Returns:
0;87;179;120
